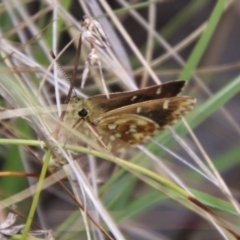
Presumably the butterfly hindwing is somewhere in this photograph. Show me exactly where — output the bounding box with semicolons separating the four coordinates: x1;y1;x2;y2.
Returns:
97;115;159;149
94;96;195;148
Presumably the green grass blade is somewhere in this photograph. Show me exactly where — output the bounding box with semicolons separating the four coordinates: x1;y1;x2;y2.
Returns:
179;0;227;80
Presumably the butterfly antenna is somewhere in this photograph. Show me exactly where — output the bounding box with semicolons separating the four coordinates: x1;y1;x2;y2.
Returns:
50;51;77;137
68;35;82;101
50;51;77;99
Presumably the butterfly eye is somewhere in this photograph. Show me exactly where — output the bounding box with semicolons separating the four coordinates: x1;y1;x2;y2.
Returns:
78;108;88;117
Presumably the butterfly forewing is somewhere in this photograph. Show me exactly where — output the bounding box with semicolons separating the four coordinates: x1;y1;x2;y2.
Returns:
87;80;186;113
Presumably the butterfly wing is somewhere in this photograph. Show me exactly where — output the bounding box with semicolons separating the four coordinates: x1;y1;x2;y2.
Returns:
95;96;195;149
96;114;159;150
97;96;195;127
87;81;186;113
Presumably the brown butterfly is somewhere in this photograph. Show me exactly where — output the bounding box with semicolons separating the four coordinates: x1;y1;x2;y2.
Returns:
49;80;195;170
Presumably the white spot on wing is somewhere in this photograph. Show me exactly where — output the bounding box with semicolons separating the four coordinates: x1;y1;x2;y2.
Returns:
129;128;137;133
115;133;121;138
110;135;115;141
131;96;137;101
129;124;137;132
136;107;142;113
156;87;161;95
163;100;170;109
108;124;116;130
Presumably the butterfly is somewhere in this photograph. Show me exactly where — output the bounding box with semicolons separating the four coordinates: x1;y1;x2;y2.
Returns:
49;80;195;170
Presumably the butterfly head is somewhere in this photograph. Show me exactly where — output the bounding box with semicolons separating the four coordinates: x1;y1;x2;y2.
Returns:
64;96;90;121
66;96;103;123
